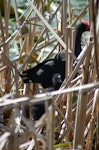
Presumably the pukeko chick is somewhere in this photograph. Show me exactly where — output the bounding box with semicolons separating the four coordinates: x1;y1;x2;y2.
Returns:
20;20;90;90
20;20;90;120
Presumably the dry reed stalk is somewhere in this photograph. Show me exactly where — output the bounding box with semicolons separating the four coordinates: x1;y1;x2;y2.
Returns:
1;54;12;93
96;96;99;149
0;10;7;92
62;0;67;43
91;0;99;81
85;99;93;126
96;8;99;149
88;0;92;24
0;11;5;46
1;82;99;108
0;10;5;95
96;15;99;67
62;0;70;127
21;35;36;96
24;36;30;65
13;63;19;95
46;103;54;150
85;8;99;150
4;0;10;43
85;89;99;149
13;0;23;50
73;89;88;148
3;0;11;93
68;0;72;25
0;132;11;150
6;108;19;150
65;27;73;123
73;39;92;148
28;2;37;51
19;37;30;64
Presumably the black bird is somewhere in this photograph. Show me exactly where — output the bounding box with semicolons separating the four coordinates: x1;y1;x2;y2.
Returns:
21;20;90;90
21;20;90;120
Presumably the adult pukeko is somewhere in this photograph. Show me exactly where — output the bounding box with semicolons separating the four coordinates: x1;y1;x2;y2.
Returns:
20;20;90;90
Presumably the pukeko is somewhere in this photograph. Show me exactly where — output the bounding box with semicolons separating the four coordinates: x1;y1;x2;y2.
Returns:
20;20;90;120
20;20;90;90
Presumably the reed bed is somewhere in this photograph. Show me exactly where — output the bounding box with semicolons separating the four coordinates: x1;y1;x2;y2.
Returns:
0;0;99;149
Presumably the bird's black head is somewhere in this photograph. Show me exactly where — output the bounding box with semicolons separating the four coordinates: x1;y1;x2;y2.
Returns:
76;20;90;33
82;20;90;31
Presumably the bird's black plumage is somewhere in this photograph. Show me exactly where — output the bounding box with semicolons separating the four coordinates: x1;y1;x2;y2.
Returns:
21;47;66;89
21;21;90;90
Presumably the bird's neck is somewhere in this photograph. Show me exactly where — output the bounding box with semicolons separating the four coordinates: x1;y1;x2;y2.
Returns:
74;27;84;57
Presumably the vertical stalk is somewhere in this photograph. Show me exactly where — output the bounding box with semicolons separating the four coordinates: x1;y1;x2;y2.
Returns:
47;101;54;150
62;0;68;79
4;0;11;93
73;41;92;148
13;0;23;49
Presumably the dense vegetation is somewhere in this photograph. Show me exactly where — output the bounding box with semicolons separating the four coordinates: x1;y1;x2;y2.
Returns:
0;0;99;149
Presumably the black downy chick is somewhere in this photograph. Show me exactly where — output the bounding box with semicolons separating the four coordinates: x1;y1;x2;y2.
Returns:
52;73;63;90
